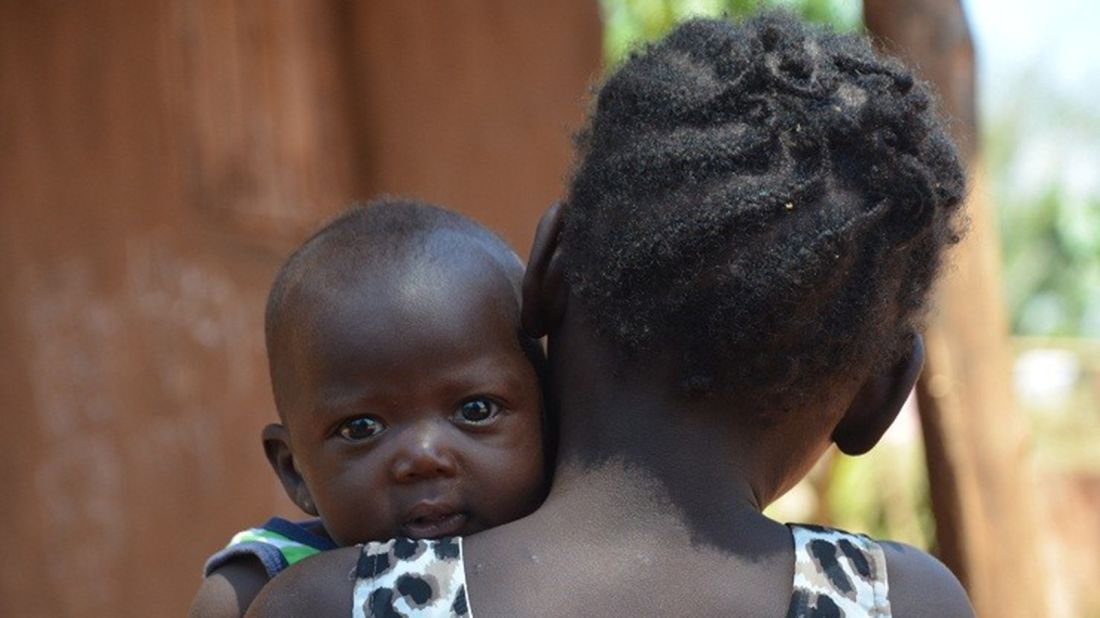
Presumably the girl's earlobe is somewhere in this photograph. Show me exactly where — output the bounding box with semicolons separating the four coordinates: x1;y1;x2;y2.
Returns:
522;202;568;338
262;423;319;516
832;334;925;455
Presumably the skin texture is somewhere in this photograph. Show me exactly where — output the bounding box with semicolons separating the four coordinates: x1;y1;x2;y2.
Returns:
191;225;546;617
246;202;974;618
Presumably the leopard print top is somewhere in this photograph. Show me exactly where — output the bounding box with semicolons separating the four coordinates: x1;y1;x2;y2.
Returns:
352;537;470;618
351;525;889;617
787;524;891;617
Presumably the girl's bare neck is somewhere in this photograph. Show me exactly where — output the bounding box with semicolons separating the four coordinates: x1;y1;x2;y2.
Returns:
465;429;796;617
539;371;790;551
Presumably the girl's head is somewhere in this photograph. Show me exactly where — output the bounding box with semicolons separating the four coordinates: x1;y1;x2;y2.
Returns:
558;12;965;417
262;200;547;546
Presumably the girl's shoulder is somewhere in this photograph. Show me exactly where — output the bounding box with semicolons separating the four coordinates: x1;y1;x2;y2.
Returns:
879;540;974;618
245;545;360;617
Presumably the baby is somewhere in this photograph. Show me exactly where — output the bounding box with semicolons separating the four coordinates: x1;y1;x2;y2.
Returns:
190;199;549;617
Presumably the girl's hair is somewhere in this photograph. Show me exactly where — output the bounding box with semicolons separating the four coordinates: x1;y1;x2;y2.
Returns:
560;12;966;412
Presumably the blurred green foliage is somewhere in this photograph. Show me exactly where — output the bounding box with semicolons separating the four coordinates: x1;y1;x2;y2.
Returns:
827;445;936;548
600;0;861;66
986;85;1100;338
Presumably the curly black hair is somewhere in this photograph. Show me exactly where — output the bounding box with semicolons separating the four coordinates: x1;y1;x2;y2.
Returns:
560;12;966;411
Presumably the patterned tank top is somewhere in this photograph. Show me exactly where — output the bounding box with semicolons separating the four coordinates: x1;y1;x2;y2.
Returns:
350;524;890;617
786;524;891;617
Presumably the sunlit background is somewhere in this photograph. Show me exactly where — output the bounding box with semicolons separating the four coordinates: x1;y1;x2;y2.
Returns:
2;2;1096;615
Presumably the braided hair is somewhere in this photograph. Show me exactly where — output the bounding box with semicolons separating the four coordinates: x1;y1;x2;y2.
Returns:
560;12;965;411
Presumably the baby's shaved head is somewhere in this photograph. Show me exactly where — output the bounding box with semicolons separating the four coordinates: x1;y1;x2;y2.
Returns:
264;199;527;416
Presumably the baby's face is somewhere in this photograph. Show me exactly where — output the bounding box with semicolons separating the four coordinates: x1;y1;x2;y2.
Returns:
281;259;545;546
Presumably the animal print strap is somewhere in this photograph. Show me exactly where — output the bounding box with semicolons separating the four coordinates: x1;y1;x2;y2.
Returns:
352;537;471;618
787;524;891;617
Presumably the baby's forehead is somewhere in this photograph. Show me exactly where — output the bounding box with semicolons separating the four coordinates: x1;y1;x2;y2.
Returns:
281;241;522;352
276;249;528;409
313;231;516;295
341;256;508;313
266;203;531;414
313;226;518;284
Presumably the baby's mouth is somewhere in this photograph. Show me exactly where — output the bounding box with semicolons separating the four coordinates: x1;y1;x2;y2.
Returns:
401;504;469;539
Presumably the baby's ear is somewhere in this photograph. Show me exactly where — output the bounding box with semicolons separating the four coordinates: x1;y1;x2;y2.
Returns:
832;334;925;455
262;423;318;516
522;201;568;338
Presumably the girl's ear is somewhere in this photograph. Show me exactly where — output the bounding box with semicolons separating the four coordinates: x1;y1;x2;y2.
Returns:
832;334;925;455
522;201;568;338
262;423;318;516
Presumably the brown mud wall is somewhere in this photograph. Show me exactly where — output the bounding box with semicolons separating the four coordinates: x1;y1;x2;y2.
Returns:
0;3;601;615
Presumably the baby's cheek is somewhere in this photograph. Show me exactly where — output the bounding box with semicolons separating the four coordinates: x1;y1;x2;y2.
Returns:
492;445;546;521
465;411;546;527
316;473;393;545
323;499;392;546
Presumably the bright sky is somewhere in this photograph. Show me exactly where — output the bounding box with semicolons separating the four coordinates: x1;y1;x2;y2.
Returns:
964;0;1100;199
965;0;1100;101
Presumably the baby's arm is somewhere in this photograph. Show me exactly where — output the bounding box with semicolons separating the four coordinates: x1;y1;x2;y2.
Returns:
189;558;271;618
882;541;975;618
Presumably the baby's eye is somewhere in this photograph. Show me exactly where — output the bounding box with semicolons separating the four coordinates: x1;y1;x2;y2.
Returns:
337;416;385;441
454;397;502;425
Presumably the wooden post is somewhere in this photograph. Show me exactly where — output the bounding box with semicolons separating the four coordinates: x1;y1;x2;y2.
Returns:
863;1;1052;616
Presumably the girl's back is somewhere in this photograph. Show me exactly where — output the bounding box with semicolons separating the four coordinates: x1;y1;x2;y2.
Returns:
465;461;969;617
251;478;970;617
464;499;797;616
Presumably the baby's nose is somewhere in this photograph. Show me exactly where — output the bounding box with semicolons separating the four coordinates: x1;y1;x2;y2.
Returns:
390;422;460;483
